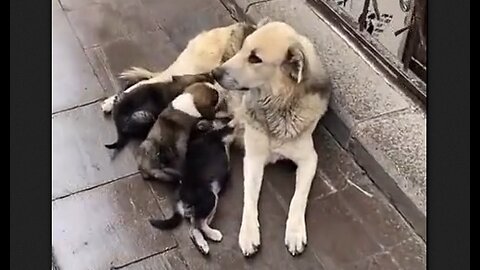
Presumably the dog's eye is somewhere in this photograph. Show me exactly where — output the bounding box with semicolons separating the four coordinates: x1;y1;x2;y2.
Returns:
248;52;262;64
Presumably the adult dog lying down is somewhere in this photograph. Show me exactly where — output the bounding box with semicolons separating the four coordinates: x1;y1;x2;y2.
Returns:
101;20;331;256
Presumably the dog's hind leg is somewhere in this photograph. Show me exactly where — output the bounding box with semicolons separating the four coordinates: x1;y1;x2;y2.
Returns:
102;67;174;114
101;80;150;113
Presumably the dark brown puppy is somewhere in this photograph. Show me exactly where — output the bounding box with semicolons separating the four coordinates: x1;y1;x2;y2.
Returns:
150;117;234;256
105;73;214;151
136;82;222;182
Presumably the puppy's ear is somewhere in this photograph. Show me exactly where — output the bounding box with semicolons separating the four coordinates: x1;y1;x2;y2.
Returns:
257;17;272;27
281;44;307;84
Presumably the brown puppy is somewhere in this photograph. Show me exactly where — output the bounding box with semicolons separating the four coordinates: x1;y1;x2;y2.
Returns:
136;81;223;182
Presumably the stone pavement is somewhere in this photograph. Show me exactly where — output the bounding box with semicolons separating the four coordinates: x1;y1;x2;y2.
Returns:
52;0;426;269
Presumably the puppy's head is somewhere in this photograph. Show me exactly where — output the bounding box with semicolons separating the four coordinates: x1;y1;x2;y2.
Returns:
212;21;310;92
171;83;224;120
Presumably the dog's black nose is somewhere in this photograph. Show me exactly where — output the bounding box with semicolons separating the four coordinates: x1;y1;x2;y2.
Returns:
212;68;225;82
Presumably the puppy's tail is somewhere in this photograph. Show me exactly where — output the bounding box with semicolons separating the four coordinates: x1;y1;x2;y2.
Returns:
104;136;127;150
149;212;183;230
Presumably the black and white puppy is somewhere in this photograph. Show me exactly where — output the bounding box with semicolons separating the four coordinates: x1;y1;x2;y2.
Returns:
136;81;223;182
149;117;234;255
104;73;214;151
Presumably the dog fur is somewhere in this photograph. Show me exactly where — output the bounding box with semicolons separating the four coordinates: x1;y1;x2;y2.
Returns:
102;20;330;256
149;117;234;255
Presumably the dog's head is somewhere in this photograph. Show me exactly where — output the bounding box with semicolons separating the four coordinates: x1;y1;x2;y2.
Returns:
212;21;312;92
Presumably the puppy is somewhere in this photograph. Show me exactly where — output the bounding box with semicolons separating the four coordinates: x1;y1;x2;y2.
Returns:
104;73;214;151
136;81;223;182
149;117;234;255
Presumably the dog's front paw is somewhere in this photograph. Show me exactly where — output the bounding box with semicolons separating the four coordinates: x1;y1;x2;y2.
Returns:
101;96;116;113
285;217;307;256
238;218;260;257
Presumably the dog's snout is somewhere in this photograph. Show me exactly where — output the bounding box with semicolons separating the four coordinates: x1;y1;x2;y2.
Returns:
212;68;225;82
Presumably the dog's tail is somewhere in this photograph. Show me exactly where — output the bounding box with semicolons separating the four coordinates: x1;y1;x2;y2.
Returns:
119;67;156;84
149;212;183;230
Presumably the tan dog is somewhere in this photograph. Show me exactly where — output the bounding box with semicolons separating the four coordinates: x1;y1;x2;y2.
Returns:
213;21;331;257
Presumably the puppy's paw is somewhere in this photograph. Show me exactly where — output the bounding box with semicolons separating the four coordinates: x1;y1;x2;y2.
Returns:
238;218;260;257
190;229;210;256
285;217;307;256
206;229;223;242
101;96;116;113
196;241;210;255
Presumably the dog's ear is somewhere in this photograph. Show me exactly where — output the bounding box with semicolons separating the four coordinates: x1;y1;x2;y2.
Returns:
257;17;272;28
281;44;307;84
